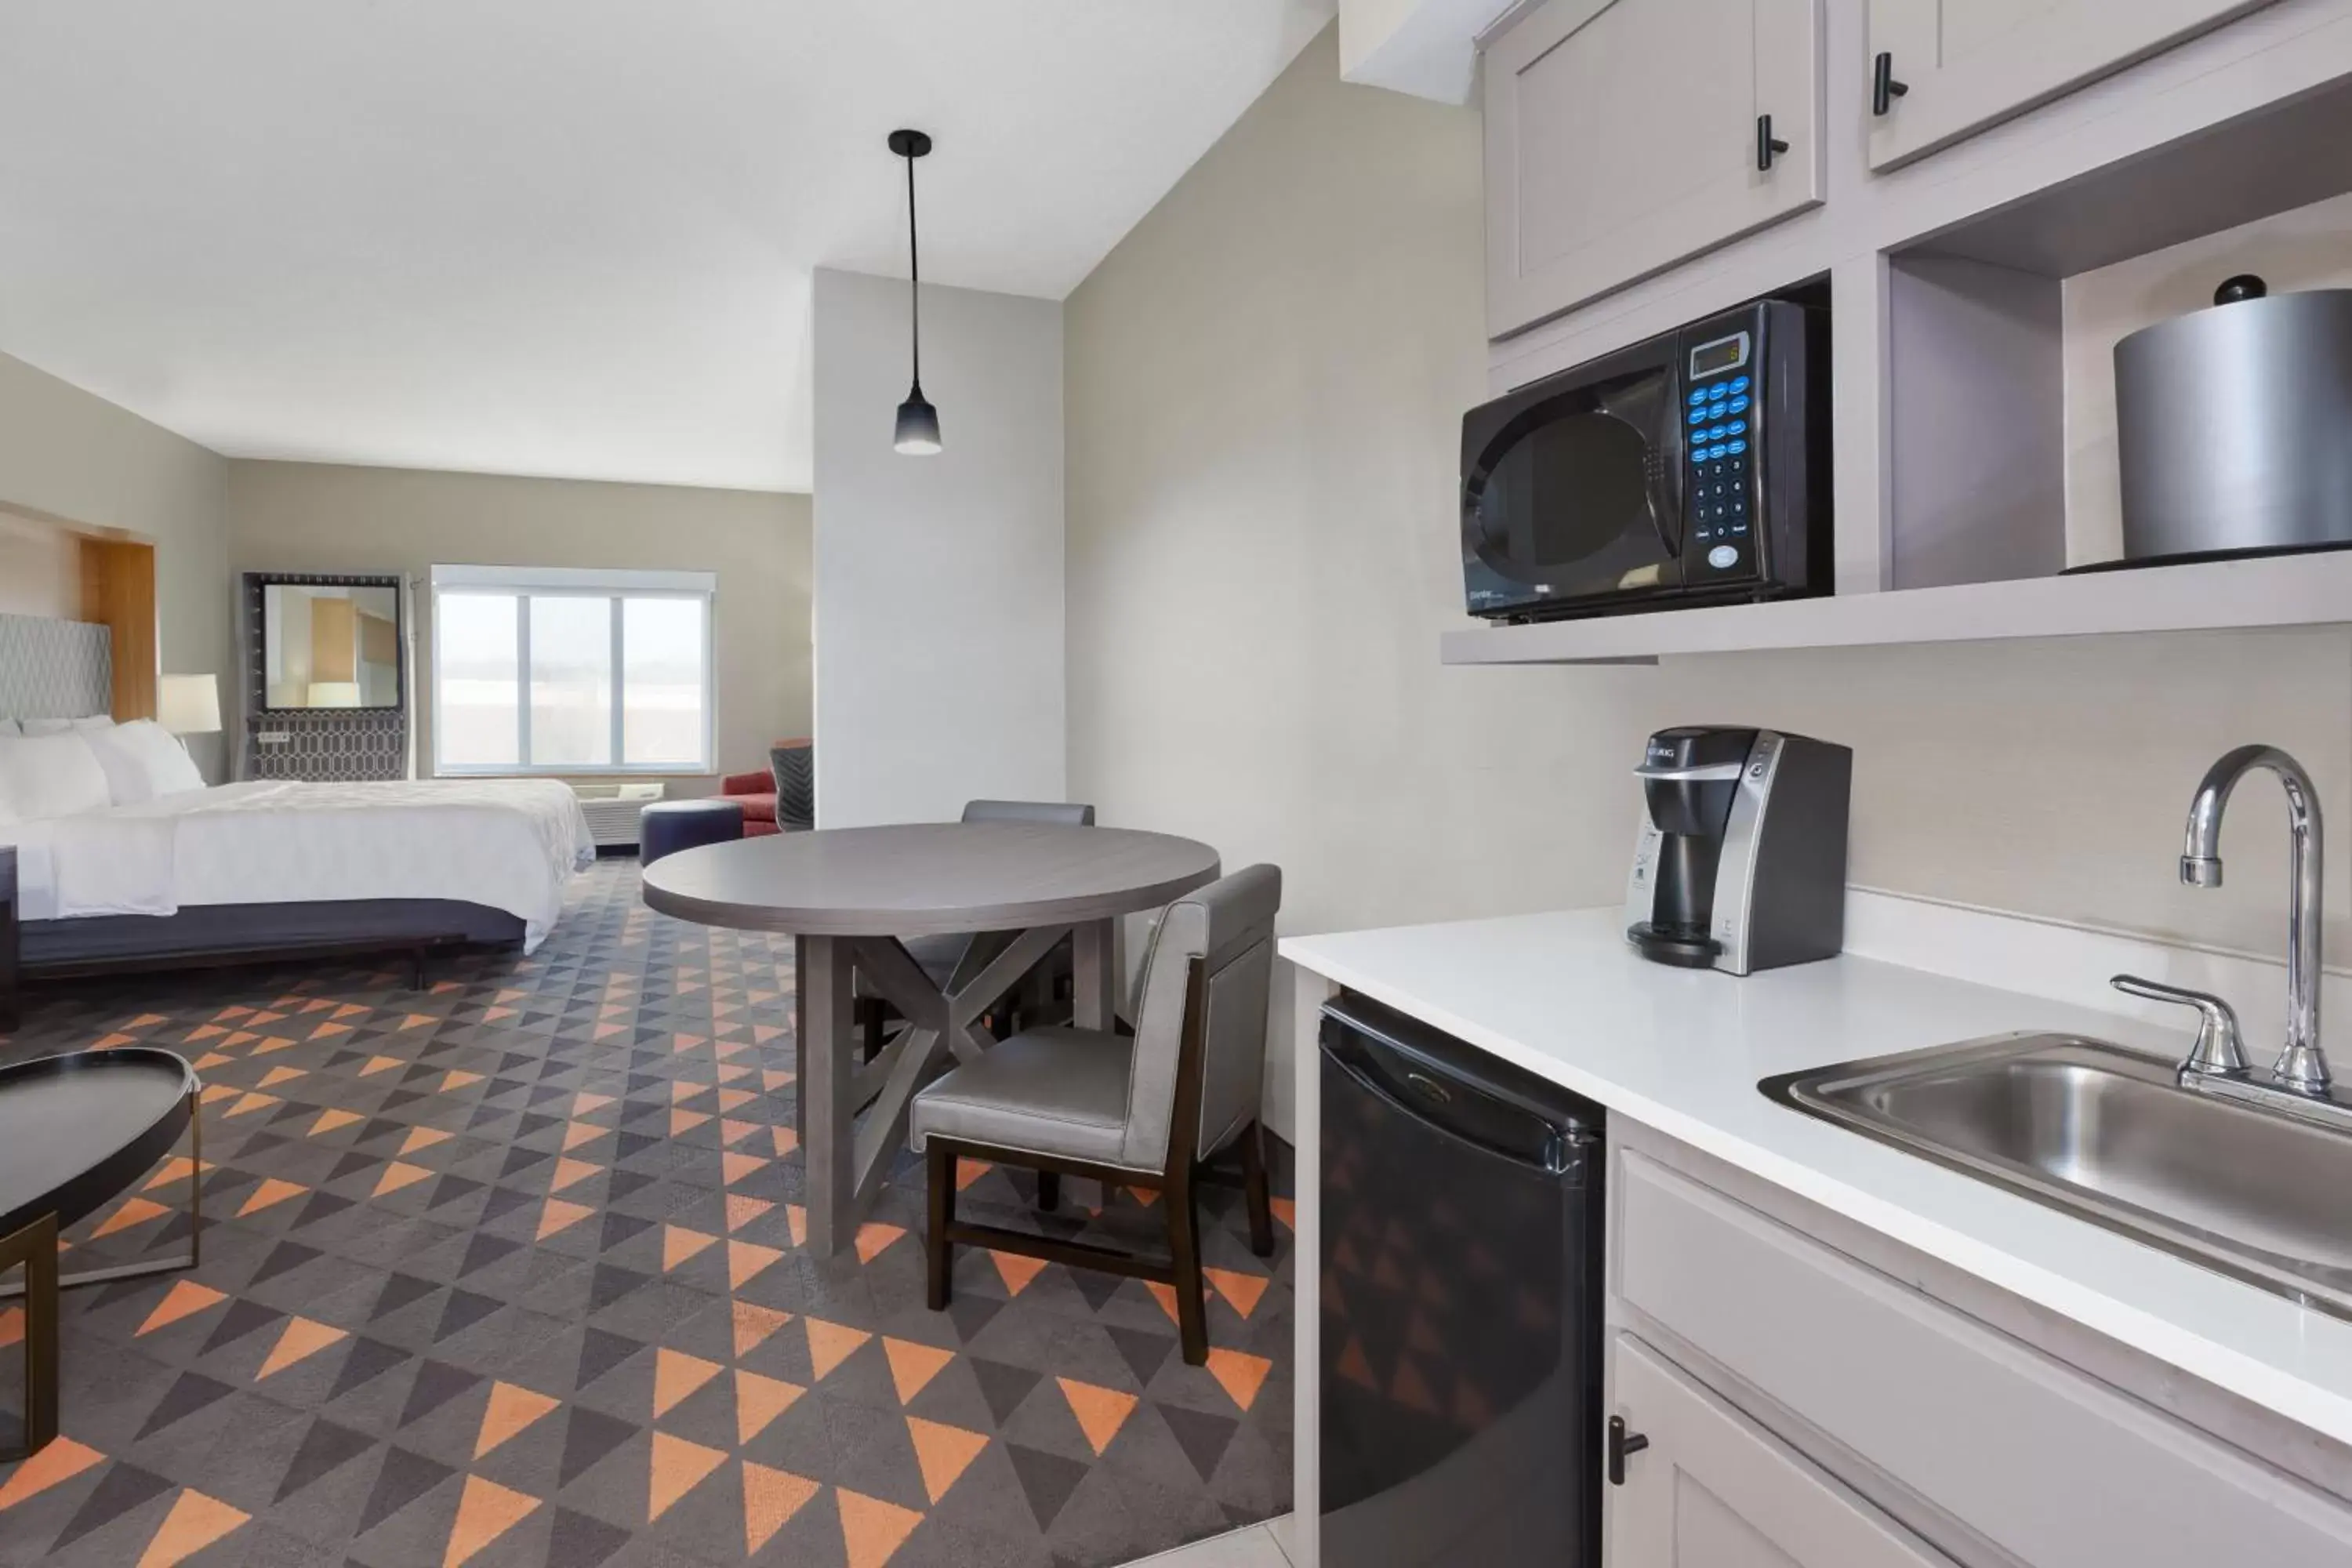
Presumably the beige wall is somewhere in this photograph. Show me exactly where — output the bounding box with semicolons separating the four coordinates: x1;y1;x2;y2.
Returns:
226;461;812;788
0;348;233;777
0;510;82;619
1065;27;2351;1025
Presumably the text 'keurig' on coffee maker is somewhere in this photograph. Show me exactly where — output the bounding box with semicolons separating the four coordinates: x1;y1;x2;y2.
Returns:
1624;727;1852;975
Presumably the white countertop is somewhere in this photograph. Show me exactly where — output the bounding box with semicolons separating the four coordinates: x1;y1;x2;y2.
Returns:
1281;908;2352;1449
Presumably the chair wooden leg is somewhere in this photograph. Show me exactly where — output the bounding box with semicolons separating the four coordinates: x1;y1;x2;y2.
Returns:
0;1214;59;1462
856;996;888;1063
1240;1120;1276;1258
926;1143;955;1312
1167;1164;1209;1365
1036;1171;1061;1213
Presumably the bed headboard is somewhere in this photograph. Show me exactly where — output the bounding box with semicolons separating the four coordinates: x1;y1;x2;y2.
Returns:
0;612;112;721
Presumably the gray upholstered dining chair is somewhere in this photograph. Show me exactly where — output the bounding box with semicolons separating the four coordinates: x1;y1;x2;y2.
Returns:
853;798;1095;1054
910;863;1281;1364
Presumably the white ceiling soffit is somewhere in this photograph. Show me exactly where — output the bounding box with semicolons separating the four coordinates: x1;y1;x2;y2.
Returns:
0;1;1334;492
1339;0;1521;104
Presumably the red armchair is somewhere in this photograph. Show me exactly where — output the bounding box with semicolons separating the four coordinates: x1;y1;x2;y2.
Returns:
717;767;780;837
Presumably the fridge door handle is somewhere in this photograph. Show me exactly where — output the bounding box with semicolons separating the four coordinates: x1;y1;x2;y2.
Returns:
1321;1038;1560;1174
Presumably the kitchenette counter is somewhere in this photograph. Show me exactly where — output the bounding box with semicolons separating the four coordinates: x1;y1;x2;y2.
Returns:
1281;907;2352;1450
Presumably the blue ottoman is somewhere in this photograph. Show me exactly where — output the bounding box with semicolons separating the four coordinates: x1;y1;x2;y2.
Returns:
640;798;745;865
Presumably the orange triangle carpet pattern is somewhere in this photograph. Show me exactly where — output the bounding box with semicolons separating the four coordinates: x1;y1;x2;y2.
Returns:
0;858;1293;1567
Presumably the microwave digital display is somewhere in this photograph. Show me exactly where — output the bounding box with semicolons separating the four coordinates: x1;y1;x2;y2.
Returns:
1688;332;1750;379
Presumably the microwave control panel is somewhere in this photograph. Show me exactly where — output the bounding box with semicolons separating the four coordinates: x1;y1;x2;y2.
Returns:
1681;325;1759;582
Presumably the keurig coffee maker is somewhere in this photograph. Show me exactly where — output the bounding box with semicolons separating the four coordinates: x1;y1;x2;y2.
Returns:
1624;727;1851;975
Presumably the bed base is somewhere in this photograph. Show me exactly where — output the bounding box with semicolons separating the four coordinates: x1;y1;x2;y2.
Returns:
0;848;526;1034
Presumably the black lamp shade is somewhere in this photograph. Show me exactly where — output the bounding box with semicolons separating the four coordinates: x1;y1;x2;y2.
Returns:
894;385;942;455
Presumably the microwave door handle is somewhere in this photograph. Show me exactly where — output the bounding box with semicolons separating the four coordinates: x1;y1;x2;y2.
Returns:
1646;441;1681;560
1646;493;1678;558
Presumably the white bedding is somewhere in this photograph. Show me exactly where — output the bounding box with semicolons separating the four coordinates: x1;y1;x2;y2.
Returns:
2;778;594;952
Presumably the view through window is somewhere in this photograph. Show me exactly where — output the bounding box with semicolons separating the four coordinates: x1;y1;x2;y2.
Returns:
430;566;713;774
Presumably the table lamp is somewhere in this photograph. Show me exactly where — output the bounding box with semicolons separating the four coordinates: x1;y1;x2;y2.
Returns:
158;673;222;754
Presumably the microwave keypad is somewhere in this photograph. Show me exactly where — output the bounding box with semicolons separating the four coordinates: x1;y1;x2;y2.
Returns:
1686;372;1755;575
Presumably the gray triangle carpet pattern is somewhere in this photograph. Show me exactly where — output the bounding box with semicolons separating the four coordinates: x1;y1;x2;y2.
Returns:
0;858;1294;1567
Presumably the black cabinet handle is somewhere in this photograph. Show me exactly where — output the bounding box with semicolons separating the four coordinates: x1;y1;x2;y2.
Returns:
1872;51;1909;116
1755;114;1790;172
1608;1414;1650;1485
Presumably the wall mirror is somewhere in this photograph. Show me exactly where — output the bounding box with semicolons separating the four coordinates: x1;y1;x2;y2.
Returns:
262;581;402;709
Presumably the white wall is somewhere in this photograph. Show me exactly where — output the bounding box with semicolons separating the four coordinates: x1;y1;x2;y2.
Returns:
811;267;1065;826
1065;27;2352;1137
227;460;812;789
0;347;233;778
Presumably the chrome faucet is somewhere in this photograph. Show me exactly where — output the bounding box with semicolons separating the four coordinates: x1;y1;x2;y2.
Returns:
2114;744;2348;1133
2183;745;2327;1091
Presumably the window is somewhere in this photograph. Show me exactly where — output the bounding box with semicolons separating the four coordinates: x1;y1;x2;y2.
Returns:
430;565;713;775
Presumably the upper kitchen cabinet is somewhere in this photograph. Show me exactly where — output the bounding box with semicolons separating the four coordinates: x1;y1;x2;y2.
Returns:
1864;0;2279;169
1484;0;1824;339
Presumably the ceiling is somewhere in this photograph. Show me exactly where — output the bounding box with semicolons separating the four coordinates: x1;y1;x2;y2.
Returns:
0;1;1333;492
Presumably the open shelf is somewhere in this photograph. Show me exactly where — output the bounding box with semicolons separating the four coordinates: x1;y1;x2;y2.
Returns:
1877;69;2352;590
1439;549;2352;666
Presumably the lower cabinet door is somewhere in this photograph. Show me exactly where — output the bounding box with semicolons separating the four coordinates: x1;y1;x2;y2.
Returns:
1606;1334;1952;1568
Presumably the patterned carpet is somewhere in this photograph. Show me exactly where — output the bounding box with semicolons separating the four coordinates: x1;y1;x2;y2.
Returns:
0;858;1294;1568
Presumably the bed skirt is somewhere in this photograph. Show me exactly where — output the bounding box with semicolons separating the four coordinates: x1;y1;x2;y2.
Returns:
1;898;526;1031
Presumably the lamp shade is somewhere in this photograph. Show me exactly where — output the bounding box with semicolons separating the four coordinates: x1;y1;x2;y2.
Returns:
158;673;222;735
894;387;942;456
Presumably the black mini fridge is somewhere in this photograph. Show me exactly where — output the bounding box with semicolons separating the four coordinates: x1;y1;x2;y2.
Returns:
1319;995;1605;1567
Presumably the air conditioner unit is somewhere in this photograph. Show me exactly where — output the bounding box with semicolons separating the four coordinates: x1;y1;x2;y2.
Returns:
572;781;665;848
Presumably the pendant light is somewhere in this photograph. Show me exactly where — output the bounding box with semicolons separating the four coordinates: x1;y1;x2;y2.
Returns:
889;128;941;456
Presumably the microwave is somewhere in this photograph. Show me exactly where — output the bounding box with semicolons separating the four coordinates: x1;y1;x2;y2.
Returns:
1461;299;1829;622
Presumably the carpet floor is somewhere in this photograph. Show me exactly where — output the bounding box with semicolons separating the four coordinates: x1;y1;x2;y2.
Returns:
0;857;1294;1568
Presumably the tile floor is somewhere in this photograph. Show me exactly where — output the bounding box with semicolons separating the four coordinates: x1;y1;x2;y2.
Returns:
0;857;1295;1566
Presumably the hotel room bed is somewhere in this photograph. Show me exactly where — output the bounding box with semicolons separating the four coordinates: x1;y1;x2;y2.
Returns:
1;776;593;1022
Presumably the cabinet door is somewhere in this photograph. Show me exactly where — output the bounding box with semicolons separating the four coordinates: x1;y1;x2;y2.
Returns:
1607;1334;1954;1568
1864;0;2279;170
1485;0;1823;339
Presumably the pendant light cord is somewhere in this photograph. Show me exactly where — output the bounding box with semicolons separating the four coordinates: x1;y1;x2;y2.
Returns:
905;149;920;387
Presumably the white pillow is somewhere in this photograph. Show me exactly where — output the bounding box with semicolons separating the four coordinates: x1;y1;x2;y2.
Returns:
20;717;71;735
0;718;18;736
71;714;115;731
85;720;204;805
0;733;113;819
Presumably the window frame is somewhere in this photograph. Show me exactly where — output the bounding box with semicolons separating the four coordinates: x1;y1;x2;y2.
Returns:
429;564;716;778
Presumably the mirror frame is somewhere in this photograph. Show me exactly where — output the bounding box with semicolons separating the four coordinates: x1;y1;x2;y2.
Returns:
253;573;406;716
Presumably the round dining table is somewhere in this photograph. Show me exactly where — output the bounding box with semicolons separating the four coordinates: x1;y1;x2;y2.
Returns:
640;822;1221;1257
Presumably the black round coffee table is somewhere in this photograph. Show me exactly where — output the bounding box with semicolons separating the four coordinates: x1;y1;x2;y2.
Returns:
0;1047;201;1460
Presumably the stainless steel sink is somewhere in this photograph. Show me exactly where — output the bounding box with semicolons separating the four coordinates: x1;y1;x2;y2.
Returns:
1762;1033;2352;1323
